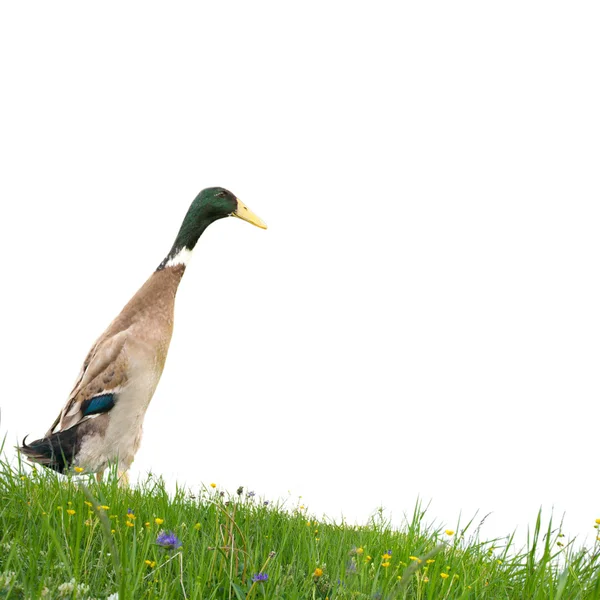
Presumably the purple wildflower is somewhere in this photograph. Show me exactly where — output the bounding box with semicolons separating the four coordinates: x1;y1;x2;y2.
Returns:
386;549;392;555
263;501;270;506
252;572;268;583
127;508;134;515
156;531;182;550
247;491;256;498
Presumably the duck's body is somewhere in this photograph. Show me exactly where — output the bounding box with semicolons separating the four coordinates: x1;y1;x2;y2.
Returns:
20;188;266;482
42;265;183;478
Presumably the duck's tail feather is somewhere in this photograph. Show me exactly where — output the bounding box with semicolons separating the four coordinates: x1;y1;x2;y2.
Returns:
19;426;82;473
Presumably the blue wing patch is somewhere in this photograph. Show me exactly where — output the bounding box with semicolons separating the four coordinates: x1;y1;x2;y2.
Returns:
81;393;116;416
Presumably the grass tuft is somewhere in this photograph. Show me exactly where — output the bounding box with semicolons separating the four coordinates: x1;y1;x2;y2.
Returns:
1;451;600;598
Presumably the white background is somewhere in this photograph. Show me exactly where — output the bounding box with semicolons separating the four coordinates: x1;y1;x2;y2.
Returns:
1;2;599;549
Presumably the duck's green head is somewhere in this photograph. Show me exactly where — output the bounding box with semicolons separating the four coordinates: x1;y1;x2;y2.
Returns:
192;187;267;231
159;187;267;270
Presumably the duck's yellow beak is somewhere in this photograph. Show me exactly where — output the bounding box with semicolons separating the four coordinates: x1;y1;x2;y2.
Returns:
232;199;267;229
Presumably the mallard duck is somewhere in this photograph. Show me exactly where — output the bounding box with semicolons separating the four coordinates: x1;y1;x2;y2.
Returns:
20;187;266;484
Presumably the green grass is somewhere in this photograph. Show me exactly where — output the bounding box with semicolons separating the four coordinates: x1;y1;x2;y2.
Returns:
1;452;600;599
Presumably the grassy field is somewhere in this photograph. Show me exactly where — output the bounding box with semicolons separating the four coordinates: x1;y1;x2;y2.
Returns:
1;453;600;599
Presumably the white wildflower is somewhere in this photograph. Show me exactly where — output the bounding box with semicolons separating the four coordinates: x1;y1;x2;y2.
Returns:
106;593;119;600
55;578;90;597
77;582;90;594
41;588;49;597
58;578;76;596
0;571;16;589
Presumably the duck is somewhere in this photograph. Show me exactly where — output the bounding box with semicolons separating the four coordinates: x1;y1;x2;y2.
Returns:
20;187;266;484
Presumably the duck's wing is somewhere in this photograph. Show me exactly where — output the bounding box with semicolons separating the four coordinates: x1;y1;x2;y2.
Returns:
46;328;131;436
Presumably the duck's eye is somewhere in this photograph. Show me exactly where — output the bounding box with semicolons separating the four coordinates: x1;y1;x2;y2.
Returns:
217;191;227;198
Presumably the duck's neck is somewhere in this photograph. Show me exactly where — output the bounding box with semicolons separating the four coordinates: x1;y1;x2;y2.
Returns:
156;246;194;271
156;212;216;272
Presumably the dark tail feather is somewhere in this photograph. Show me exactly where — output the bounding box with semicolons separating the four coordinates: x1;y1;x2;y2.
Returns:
19;427;81;473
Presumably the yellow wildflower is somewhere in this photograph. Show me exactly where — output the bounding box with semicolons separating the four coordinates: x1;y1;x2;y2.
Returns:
300;505;305;510
97;505;110;511
306;521;311;526
314;568;323;577
382;562;390;568
155;518;164;525
145;560;156;568
84;501;92;508
397;575;402;580
145;522;150;527
84;519;92;526
111;529;115;534
423;576;429;582
126;513;136;520
210;483;216;488
67;501;72;506
356;547;364;555
595;519;600;525
445;529;455;536
426;559;435;564
194;523;201;530
497;559;502;564
66;509;76;516
382;553;392;560
366;555;372;562
74;467;84;473
409;556;422;563
125;521;134;528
